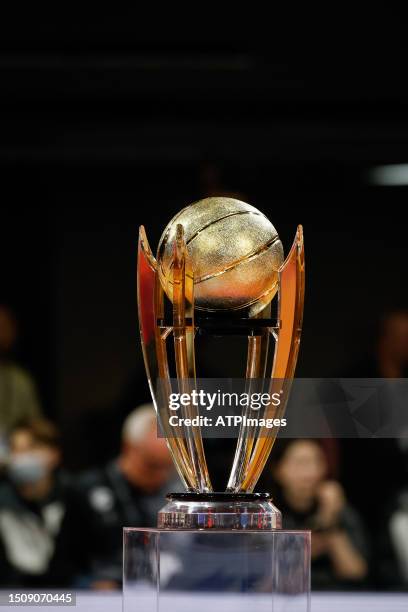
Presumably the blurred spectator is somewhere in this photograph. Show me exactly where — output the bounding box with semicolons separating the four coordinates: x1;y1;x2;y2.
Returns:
74;403;178;589
0;305;42;435
0;418;87;587
379;310;408;376
377;488;408;589
351;309;408;379
340;309;408;539
269;438;369;590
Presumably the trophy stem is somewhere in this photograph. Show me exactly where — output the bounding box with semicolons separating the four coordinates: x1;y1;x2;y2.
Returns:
227;331;268;492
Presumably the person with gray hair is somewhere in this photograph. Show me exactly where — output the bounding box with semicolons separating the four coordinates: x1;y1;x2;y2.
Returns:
73;403;178;589
121;403;157;442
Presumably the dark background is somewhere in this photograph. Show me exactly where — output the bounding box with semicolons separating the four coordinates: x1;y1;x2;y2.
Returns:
1;23;407;472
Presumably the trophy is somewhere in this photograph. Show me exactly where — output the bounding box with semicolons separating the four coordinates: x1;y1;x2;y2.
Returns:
124;197;309;611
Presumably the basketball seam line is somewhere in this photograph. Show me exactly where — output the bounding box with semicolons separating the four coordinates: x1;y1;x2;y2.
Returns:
194;234;281;284
185;210;268;247
165;233;281;288
161;210;271;279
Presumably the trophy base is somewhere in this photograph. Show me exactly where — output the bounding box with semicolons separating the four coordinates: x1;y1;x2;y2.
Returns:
158;492;282;529
123;527;311;611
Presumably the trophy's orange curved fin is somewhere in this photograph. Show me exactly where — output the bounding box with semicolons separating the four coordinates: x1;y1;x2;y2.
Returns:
239;226;305;492
137;226;198;491
172;224;213;492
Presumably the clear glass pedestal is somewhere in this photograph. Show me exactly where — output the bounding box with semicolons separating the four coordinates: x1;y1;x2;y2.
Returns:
123;527;311;612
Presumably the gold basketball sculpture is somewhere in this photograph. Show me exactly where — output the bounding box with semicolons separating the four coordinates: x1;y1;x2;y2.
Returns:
157;197;284;316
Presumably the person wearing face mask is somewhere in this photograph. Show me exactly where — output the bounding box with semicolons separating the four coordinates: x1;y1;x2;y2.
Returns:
0;418;89;588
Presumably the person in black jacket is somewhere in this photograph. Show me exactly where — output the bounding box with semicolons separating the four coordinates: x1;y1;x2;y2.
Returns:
266;438;369;590
73;404;179;589
0;418;89;588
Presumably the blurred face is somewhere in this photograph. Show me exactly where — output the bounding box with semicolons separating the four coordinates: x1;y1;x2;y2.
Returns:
9;429;60;485
123;427;174;493
0;306;17;356
274;440;327;500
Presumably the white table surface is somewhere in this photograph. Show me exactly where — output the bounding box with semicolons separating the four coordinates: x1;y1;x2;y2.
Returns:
1;591;408;611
